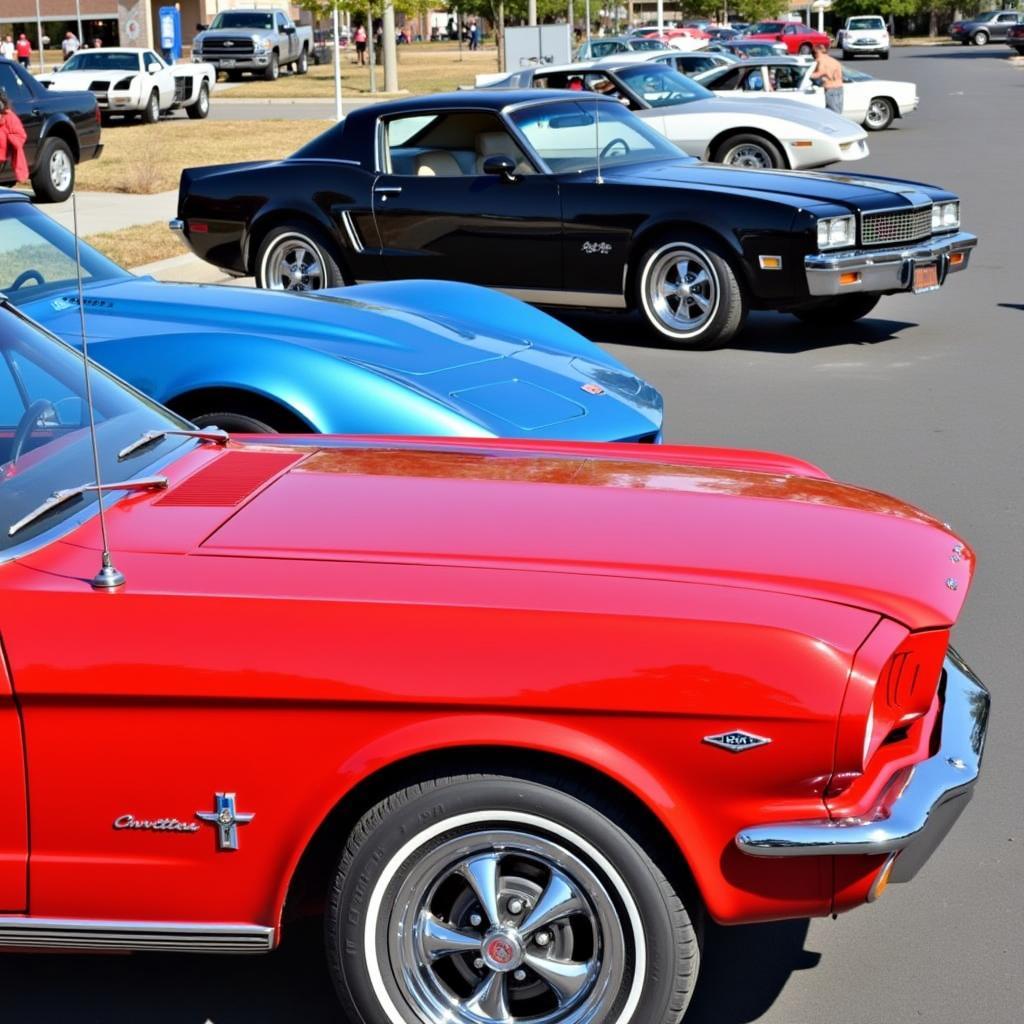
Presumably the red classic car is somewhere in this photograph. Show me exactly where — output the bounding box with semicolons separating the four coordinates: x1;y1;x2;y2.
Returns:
744;20;832;54
0;300;991;1024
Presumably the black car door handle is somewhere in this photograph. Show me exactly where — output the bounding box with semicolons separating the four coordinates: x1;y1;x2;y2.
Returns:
374;186;403;195
32;108;43;116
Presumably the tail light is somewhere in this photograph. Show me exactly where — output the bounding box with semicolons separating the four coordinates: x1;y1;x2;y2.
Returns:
95;106;101;126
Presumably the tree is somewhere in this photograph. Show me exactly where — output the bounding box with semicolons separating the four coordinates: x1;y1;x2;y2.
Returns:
732;0;785;25
831;0;919;18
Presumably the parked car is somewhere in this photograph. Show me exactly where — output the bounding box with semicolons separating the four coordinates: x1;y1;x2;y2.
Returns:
0;58;102;203
742;20;831;54
486;62;869;169
0;295;991;1024
193;8;313;81
573;36;671;61
627;27;709;51
705;26;741;41
695;57;918;131
648;50;738;76
0;189;661;442
837;15;891;59
37;47;215;123
949;9;1022;44
707;39;788;58
1008;22;1024;51
177;91;975;349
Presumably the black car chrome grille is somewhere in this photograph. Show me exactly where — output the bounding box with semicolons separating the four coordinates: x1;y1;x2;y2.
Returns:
200;37;256;57
861;206;933;246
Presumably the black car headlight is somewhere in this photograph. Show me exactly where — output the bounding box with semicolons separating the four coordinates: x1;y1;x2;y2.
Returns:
932;201;959;232
816;215;856;250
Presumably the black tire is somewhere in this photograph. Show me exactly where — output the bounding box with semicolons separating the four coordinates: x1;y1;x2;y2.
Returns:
636;239;746;349
864;96;895;131
712;132;786;169
880;49;889;59
186;81;210;119
973;30;989;45
842;49;852;59
189;412;278;433
226;69;242;81
793;294;881;325
29;137;75;203
798;42;813;54
264;52;279;80
326;772;699;1024
255;224;345;291
141;89;160;124
296;47;309;74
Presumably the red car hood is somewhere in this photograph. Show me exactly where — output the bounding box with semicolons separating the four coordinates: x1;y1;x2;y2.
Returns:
157;438;973;629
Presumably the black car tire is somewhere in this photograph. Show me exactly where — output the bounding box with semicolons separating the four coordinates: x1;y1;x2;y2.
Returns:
973;30;989;45
326;772;700;1024
880;49;889;59
296;48;309;74
713;132;786;170
264;53;279;80
636;240;746;349
186;82;210;119
842;49;852;59
255;224;345;291
864;97;895;131
226;69;242;81
190;412;277;433
799;43;813;54
141;90;160;124
30;137;75;204
793;294;881;324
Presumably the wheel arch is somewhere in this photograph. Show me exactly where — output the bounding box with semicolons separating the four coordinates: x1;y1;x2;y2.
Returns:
705;127;791;170
164;384;316;432
244;207;350;281
38;115;80;162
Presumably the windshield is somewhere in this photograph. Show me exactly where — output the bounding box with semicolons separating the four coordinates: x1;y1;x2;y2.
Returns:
210;12;274;30
842;67;874;82
0;304;192;555
617;64;713;107
510;99;686;174
0;203;130;306
847;17;885;30
61;52;140;72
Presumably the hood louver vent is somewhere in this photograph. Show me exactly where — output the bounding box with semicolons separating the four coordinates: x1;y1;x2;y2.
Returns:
156;451;302;508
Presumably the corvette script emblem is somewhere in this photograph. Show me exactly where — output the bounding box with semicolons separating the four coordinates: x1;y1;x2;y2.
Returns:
196;792;255;851
704;731;772;753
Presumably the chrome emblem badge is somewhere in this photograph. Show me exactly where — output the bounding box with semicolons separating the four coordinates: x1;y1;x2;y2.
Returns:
580;382;605;395
196;792;254;851
704;730;772;753
945;577;958;591
581;241;612;255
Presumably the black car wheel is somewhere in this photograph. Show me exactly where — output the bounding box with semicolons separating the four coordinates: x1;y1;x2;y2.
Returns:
186;82;210;119
799;43;813;54
793;294;880;324
864;97;895;131
255;225;344;291
264;53;280;80
190;412;277;433
637;241;746;349
714;133;785;169
141;90;160;124
30;137;75;203
326;772;699;1024
973;30;989;45
842;49;852;59
296;48;309;74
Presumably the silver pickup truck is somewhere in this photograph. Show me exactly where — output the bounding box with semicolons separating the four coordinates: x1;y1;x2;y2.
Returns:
193;9;313;81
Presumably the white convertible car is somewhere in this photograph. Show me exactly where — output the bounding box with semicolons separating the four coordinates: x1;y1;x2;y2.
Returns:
486;61;869;170
695;56;919;131
38;47;215;123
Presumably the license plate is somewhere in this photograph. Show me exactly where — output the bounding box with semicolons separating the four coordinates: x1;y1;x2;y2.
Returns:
220;58;236;67
913;263;940;293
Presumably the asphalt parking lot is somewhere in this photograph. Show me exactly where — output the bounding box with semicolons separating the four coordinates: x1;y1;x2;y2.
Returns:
2;45;1021;1024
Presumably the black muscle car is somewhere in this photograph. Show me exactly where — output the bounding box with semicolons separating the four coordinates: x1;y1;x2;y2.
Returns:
0;57;103;203
175;91;977;349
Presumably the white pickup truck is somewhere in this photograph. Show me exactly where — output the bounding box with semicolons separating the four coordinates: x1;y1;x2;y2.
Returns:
837;15;891;59
192;9;313;81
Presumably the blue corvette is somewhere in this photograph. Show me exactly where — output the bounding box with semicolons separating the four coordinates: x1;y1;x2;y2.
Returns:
0;191;662;443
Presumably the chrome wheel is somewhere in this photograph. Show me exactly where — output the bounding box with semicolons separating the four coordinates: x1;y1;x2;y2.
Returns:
385;829;627;1024
262;233;325;291
49;149;73;193
642;244;720;337
865;97;893;130
722;141;774;168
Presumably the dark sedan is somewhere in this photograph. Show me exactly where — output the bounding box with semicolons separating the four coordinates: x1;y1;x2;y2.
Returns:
950;10;1021;44
1007;22;1024;52
0;57;102;202
176;91;977;349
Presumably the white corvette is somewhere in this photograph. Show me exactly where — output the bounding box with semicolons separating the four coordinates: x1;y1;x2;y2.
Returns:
488;61;869;170
695;56;919;131
38;47;215;123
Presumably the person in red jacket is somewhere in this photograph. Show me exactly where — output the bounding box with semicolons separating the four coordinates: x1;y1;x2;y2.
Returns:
14;33;32;68
0;89;30;184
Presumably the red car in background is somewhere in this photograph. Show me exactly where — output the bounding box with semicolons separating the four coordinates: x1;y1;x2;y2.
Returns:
744;19;831;54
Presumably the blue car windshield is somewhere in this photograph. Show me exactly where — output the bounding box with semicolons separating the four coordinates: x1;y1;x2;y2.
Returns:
0;203;130;306
616;64;714;107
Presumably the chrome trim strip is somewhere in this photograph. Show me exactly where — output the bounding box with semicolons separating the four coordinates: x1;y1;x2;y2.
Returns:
498;287;627;309
735;651;990;859
0;918;274;953
339;210;365;253
168;218;185;234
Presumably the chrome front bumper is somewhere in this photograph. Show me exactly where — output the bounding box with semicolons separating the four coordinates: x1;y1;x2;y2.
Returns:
804;231;978;297
736;652;990;882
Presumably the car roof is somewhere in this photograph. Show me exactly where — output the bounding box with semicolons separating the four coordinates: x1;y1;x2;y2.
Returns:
62;47;148;54
352;89;623;117
0;188;31;205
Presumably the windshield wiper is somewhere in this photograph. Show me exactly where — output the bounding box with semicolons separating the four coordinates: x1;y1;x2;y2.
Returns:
117;427;229;461
8;476;168;537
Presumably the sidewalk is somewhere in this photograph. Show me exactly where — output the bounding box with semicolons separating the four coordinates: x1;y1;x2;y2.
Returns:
134;251;251;287
44;190;179;235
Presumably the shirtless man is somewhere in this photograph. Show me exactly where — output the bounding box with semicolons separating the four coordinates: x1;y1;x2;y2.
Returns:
811;41;844;115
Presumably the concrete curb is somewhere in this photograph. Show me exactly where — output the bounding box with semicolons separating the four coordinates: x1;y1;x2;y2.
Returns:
213;93;407;104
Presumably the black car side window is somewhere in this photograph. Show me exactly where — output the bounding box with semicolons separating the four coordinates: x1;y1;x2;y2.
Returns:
0;64;29;103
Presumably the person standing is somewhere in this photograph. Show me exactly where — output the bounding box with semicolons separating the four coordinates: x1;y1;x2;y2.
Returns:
811;41;844;115
62;31;80;59
0;89;30;185
468;17;479;51
353;23;367;65
15;33;32;68
1;36;14;60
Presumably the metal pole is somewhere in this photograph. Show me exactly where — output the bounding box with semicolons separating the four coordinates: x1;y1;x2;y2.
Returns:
567;0;574;49
528;0;537;26
34;0;45;72
75;0;84;52
585;0;591;44
382;2;397;93
367;6;377;94
657;0;664;36
332;7;342;120
458;9;463;60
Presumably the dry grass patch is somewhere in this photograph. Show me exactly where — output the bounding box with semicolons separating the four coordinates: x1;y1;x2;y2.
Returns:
75;118;329;194
84;221;189;268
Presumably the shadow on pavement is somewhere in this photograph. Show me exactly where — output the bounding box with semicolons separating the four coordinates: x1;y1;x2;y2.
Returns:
686;918;819;1024
905;48;1018;59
